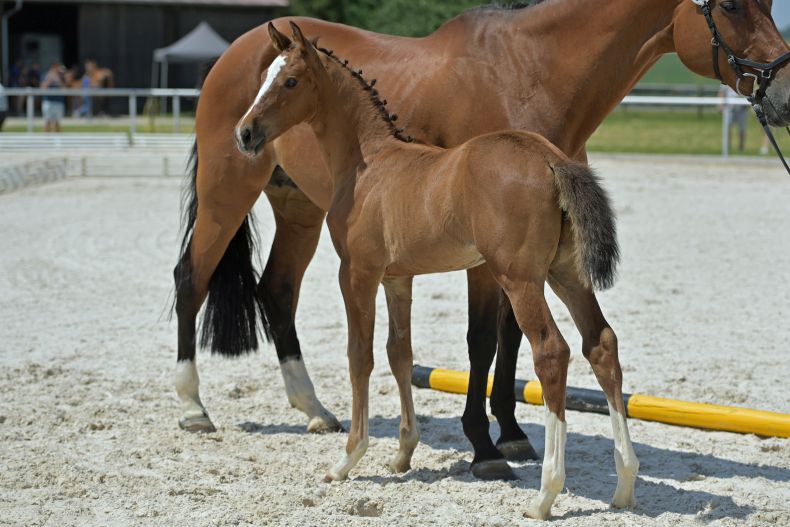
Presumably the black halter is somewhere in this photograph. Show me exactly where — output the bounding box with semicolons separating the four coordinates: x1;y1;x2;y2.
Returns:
697;0;790;174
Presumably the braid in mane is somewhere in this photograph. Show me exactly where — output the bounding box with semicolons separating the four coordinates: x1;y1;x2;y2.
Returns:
316;46;414;143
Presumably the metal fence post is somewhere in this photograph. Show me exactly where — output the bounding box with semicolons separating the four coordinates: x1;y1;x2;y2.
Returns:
26;92;34;133
129;94;137;136
173;95;180;133
722;97;731;158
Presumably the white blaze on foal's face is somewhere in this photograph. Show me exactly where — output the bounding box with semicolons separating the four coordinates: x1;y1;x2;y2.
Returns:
239;54;288;125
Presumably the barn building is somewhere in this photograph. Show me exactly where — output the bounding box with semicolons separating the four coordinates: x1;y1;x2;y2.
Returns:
1;0;287;88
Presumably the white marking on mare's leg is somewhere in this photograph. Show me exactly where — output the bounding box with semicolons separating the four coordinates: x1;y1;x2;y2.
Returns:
238;54;288;135
608;402;639;508
280;356;341;433
525;409;567;521
174;359;215;432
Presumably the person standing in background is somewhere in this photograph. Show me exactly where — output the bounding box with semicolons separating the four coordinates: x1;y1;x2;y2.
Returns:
719;85;748;153
41;62;66;132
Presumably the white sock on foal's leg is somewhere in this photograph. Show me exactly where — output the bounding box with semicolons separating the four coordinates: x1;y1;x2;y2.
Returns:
608;402;639;508
525;409;567;521
280;356;341;433
174;359;215;432
326;437;369;481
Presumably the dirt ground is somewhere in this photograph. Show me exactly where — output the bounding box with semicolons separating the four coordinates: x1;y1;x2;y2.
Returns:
1;155;788;526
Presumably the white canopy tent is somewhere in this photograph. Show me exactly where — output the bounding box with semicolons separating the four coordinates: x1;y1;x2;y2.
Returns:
151;21;229;90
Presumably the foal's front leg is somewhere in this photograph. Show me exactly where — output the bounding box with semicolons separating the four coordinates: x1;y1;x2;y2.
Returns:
382;276;420;473
325;262;380;482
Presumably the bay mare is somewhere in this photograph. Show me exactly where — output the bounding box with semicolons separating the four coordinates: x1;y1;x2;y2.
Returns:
173;0;790;479
235;21;632;520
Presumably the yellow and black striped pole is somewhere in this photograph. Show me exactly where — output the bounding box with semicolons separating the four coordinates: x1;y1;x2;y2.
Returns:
412;365;790;438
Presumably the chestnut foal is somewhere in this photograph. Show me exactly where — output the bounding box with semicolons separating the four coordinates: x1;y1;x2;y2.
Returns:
236;23;638;520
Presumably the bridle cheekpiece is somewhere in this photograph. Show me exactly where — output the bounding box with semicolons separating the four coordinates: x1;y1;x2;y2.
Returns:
692;0;790;173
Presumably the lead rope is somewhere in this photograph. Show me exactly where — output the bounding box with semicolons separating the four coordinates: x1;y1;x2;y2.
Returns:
750;95;790;174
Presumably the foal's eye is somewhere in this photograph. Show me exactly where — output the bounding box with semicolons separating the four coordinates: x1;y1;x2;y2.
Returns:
284;77;298;88
720;1;737;13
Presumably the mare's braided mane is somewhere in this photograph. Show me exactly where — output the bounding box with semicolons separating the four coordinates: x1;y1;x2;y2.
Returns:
315;46;414;143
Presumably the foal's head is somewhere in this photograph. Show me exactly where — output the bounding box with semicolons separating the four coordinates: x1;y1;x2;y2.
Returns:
235;22;326;156
673;0;790;125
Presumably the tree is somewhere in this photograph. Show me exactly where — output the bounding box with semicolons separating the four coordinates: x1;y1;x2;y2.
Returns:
288;0;533;37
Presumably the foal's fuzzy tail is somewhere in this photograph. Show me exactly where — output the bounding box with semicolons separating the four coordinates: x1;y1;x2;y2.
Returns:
174;141;271;357
552;162;619;290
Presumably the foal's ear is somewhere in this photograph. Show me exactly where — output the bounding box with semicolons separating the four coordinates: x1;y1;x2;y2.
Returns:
268;22;291;53
289;22;319;58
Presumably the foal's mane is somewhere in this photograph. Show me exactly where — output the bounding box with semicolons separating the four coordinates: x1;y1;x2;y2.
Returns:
315;45;415;143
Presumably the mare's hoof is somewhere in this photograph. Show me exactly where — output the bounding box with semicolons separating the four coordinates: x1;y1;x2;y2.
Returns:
179;415;216;433
307;414;344;434
471;459;517;481
497;439;539;461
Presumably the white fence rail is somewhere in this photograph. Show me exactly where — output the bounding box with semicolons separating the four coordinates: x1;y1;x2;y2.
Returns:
3;87;199;134
2;88;754;157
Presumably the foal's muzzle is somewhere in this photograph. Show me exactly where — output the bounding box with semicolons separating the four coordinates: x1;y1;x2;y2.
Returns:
235;123;266;156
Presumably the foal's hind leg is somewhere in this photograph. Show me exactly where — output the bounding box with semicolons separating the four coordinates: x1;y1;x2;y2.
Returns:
382;276;420;473
502;279;570;521
548;258;639;508
325;263;381;481
261;175;341;433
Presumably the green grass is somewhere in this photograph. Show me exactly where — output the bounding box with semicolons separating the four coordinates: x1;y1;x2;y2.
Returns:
638;54;718;87
588;108;790;156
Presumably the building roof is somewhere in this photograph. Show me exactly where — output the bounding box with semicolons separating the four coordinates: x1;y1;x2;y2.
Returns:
154;21;229;63
20;0;288;6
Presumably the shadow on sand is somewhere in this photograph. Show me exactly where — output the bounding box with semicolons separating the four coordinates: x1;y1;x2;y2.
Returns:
238;414;787;521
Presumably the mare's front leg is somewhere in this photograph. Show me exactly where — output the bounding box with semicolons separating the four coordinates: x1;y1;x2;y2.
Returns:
325;262;381;481
382;276;420;473
260;172;341;433
463;265;517;480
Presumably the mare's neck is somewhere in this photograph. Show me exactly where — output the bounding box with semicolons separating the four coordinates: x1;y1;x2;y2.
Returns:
309;57;400;187
509;0;680;155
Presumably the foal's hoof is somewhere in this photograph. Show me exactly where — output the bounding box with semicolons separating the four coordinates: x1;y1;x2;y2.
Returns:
323;470;346;483
179;415;216;433
388;454;412;474
307;414;344;434
497;439;539;462
611;491;636;509
471;459;517;481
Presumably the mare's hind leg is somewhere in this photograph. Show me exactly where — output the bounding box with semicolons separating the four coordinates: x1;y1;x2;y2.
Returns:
548;250;638;508
491;290;539;461
463;265;516;480
325;262;381;481
382;276;420;473
261;171;341;433
174;144;273;433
